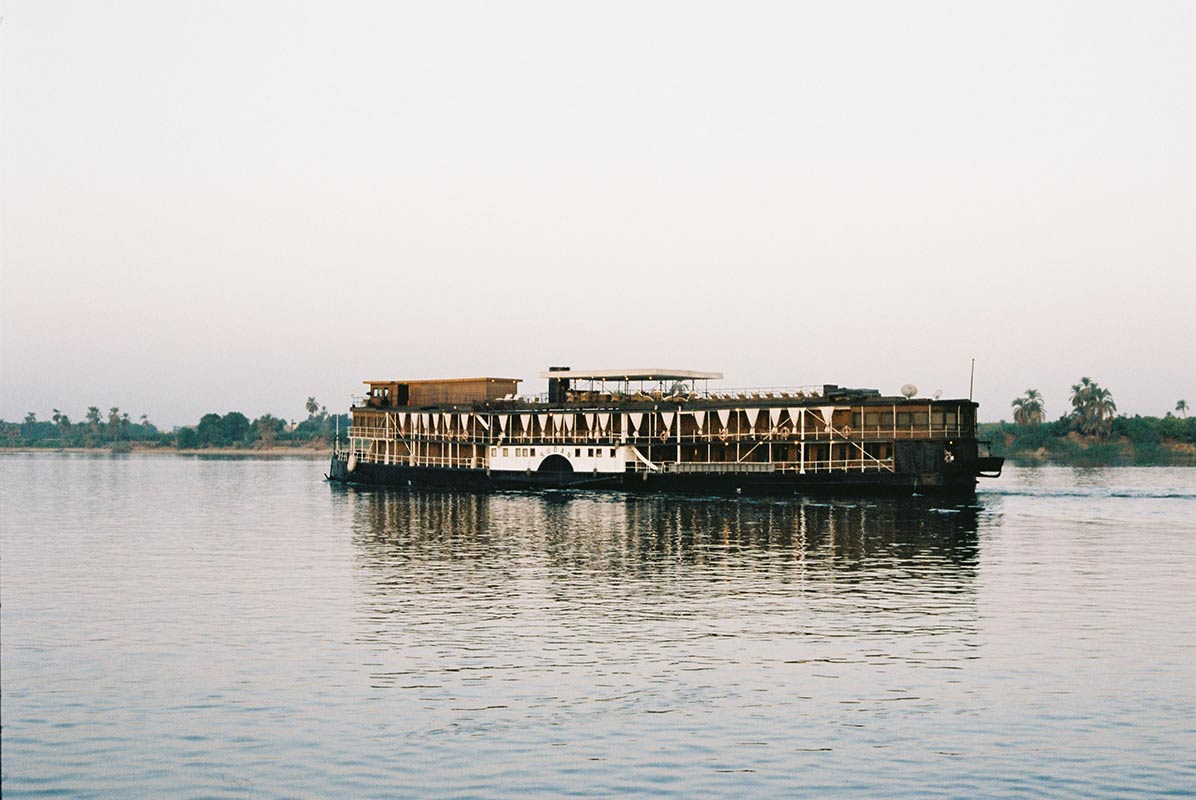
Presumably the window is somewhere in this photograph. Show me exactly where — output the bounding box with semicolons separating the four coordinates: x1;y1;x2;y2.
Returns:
610;448;616;457
587;448;593;457
530;448;536;457
575;448;581;457
502;448;509;457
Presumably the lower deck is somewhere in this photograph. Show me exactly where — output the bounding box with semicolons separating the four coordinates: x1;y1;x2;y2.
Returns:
328;454;985;497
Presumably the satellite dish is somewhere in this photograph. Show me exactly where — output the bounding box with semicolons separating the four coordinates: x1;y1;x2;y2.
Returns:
933;389;942;400
901;384;918;399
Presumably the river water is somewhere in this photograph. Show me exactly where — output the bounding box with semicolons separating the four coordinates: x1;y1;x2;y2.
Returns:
2;454;1194;798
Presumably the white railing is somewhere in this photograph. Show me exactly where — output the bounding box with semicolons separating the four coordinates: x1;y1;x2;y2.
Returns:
643;458;895;475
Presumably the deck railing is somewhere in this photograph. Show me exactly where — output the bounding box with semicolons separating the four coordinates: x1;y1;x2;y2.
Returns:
348;426;972;445
338;446;895;475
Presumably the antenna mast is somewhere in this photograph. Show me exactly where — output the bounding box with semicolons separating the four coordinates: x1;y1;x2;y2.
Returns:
969;358;975;401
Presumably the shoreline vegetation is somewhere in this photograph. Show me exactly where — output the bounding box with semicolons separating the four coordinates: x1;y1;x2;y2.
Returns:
0;399;348;457
0;445;329;458
979;419;1196;467
3;385;1193;467
986;381;1193;466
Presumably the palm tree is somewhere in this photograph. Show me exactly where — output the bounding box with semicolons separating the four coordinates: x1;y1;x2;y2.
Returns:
1011;389;1046;426
108;407;121;441
1070;377;1116;438
84;407;102;446
1070;377;1093;411
1177;400;1188;419
305;397;319;418
1087;386;1116;438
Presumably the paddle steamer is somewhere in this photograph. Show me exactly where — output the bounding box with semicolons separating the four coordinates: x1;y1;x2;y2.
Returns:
327;367;1002;495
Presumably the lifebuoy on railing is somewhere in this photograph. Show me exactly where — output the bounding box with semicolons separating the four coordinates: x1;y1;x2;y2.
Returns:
660;431;670;442
841;425;852;437
719;432;729;443
779;425;792;437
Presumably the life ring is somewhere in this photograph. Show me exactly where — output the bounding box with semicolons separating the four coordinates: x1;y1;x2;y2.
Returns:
779;425;792;437
841;425;852;437
719;432;729;443
944;451;955;464
659;431;670;442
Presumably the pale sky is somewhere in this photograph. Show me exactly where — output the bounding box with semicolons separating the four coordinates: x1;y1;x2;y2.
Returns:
2;1;1193;427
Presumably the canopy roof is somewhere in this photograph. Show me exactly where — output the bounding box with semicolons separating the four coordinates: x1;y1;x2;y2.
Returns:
365;377;521;385
537;368;724;381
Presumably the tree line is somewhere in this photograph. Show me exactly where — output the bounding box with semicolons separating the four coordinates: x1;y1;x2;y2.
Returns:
0;399;349;451
989;378;1194;465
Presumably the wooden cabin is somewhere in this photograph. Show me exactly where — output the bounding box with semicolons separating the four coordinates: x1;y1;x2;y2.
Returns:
364;377;521;409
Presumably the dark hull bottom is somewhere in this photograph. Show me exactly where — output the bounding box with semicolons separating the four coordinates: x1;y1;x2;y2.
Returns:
329;459;979;497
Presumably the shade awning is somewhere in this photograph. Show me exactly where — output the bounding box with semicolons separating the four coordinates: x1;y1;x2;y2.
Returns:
538;368;723;381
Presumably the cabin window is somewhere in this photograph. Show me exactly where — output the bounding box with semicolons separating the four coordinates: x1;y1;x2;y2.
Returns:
913;412;929;427
576;448;581;457
864;413;880;427
610;448;616;457
502;448;509;457
945;412;957;426
864;442;891;460
530;448;536;457
587;448;593;457
896;412;912;427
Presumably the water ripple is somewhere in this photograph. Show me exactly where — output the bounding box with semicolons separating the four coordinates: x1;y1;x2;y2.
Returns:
1;456;1193;797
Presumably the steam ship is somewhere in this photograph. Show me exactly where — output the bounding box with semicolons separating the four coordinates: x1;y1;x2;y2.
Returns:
327;367;1003;496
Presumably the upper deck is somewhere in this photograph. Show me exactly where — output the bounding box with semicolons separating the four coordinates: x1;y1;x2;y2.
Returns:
357;367;919;411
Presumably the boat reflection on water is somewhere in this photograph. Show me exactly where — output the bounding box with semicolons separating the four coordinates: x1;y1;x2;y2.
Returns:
341;486;981;614
344;487;979;565
338;486;986;720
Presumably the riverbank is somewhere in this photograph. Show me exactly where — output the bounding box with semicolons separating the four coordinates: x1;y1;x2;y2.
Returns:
0;445;330;458
979;419;1196;467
